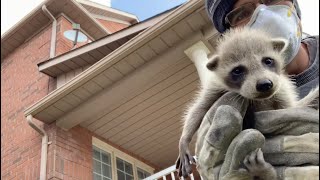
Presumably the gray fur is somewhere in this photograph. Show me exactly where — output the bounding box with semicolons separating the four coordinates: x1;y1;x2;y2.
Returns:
176;27;319;179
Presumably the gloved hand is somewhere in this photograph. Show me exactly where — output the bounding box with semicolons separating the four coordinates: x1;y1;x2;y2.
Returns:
255;107;319;167
195;92;319;180
196;92;250;179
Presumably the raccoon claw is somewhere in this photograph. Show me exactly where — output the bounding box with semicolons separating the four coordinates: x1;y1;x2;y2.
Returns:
176;152;195;178
244;148;276;179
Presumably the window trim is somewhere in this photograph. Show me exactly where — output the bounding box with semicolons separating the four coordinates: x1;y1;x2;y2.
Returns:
92;137;154;179
136;167;152;180
115;157;135;180
93;145;113;180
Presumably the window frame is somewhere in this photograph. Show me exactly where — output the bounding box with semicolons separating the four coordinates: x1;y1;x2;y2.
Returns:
136;167;152;180
92;137;154;180
93;145;113;180
115;157;135;180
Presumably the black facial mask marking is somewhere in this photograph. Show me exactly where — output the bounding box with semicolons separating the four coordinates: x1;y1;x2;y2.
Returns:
225;65;247;89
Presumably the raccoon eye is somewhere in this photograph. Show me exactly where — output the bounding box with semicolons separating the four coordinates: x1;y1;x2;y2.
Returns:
262;57;274;66
231;66;245;76
230;66;246;81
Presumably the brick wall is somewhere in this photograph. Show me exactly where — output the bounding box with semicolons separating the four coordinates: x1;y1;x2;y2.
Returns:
55;15;91;57
46;125;93;180
1;23;53;179
96;19;130;33
46;125;158;180
1;15;156;180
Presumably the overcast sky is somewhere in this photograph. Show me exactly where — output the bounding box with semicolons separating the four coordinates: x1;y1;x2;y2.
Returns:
1;0;319;36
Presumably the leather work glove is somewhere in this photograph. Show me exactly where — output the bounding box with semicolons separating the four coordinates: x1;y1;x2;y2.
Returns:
195;92;319;180
255;107;319;167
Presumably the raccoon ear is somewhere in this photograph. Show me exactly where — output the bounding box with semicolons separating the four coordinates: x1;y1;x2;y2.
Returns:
206;55;219;71
271;38;288;53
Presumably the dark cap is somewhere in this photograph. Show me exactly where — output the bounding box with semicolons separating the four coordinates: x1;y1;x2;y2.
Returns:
205;0;302;33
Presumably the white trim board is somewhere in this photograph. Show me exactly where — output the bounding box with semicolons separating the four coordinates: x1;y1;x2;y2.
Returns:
92;136;155;174
92;14;132;25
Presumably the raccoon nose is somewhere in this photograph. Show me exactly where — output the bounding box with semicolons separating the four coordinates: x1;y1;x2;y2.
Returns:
256;79;273;92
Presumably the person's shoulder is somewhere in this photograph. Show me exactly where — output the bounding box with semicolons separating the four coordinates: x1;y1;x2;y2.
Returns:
302;35;319;47
302;34;318;41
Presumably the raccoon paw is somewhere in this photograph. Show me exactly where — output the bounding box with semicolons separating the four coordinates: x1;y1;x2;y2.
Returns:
176;154;195;178
176;147;196;178
244;148;277;180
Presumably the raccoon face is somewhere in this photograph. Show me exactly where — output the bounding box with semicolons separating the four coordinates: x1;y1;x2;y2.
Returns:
228;56;281;100
207;38;287;100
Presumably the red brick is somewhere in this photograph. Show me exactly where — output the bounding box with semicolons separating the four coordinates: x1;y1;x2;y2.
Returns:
96;19;129;33
2;12;157;180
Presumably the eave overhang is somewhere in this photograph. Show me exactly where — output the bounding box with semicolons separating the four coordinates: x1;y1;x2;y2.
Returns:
37;9;173;77
24;0;219;168
1;0;110;60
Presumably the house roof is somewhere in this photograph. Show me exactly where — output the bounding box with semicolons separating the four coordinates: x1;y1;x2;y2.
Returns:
1;0;140;60
77;0;139;24
24;0;219;168
1;0;111;60
37;8;174;77
24;0;208;120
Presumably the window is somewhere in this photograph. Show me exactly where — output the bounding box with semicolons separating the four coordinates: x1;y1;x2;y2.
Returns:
137;167;151;180
93;146;113;180
116;158;134;180
92;137;154;180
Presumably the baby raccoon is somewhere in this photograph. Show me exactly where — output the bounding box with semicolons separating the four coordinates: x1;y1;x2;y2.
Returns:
176;27;318;179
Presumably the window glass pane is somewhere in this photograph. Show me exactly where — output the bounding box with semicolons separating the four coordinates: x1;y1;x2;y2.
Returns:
102;164;112;178
126;174;134;180
93;148;101;160
101;153;110;165
124;162;133;175
116;158;124;171
137;168;151;180
145;172;151;177
93;173;102;180
93;146;113;180
138;171;144;179
117;170;125;180
93;160;102;174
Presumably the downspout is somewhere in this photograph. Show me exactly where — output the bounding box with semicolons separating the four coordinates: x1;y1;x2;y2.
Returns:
42;5;56;58
27;115;48;180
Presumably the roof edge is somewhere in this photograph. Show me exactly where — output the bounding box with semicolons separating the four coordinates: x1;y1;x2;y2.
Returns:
1;0;111;60
37;6;176;76
77;0;139;23
24;0;204;117
1;0;50;41
71;0;111;35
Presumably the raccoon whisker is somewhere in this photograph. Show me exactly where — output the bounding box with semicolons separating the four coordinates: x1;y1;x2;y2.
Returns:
274;95;285;104
249;99;254;107
235;94;243;104
242;96;246;107
231;94;242;104
228;93;236;102
230;94;237;102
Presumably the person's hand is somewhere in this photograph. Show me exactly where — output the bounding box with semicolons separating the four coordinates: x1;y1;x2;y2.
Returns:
196;92;249;179
254;107;319;136
255;107;319;178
